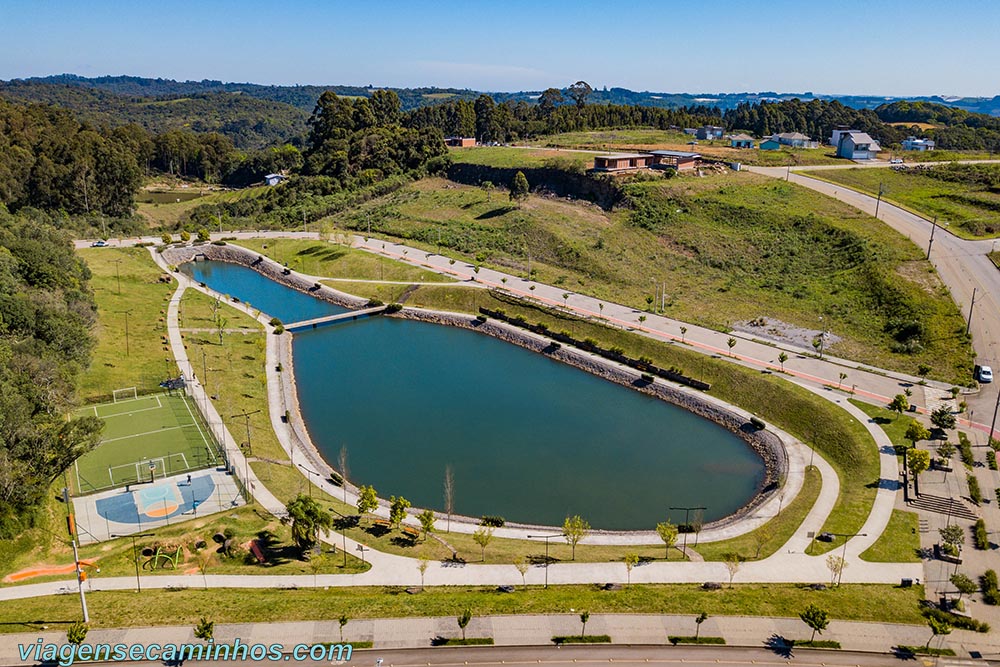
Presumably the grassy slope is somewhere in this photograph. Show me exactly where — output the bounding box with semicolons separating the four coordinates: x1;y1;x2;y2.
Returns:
77;247;176;401
450;146;599;169
135;186;268;229
809;167;1000;239
234;238;453;283
0;584;924;632
332;174;971;383
402;287;879;554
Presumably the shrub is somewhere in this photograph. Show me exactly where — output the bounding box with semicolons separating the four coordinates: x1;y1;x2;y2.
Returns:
974;519;989;550
749;417;766;430
272;324;285;335
479;515;505;528
987;450;997;470
366;298;384;307
385;303;403;313
968;474;983;505
475;314;488;322
640;373;654;383
551;635;611;645
981;570;1000;606
923;606;990;631
668;636;726;645
211;240;228;246
958;433;974;467
269;317;283;326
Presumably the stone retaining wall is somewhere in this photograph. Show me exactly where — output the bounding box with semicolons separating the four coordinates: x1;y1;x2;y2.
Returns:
161;243;369;311
392;307;790;533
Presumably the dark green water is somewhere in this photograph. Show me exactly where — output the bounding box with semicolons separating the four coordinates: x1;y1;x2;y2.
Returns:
188;260;765;529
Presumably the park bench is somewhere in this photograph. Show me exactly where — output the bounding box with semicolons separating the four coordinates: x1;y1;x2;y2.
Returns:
401;526;421;540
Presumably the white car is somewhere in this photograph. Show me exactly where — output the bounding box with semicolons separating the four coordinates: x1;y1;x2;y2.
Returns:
90;240;109;247
977;365;993;383
889;158;904;164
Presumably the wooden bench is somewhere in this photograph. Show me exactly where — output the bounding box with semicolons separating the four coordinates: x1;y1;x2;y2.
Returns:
401;526;421;540
373;518;392;529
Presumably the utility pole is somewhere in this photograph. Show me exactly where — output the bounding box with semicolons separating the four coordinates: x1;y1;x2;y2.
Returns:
966;287;978;336
202;348;208;388
116;310;132;356
661;281;666;312
669;505;706;557
926;216;938;260
112;258;122;295
231;409;262;458
989;386;1000;447
62;489;90;623
527;533;562;588
875;182;886;219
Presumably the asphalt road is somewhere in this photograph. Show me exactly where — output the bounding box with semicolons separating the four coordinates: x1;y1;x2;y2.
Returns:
14;645;967;667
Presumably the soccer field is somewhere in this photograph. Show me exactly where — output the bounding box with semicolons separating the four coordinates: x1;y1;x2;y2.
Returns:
71;393;220;495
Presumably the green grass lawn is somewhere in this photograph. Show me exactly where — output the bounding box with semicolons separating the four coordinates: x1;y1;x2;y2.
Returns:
694;467;821;561
332;174;972;384
234;238;453;283
850;399;915;453
136;186;267;229
449;146;599;170
860;510;921;562
77;247;177;401
0;583;925;632
808;165;1000;239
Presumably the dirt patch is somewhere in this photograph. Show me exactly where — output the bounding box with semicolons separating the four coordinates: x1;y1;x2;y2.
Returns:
733;317;842;350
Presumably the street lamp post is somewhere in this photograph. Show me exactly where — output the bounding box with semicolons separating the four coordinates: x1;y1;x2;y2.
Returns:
298;463;319;498
112;258;122;295
527;533;562;588
828;532;867;586
111;532;155;592
669;505;706;557
875;182;886;219
116;310;132;356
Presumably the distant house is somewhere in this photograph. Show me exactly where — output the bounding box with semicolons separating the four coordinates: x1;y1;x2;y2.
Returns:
759;139;781;151
729;134;755;149
835;131;881;160
592;153;653;172
901;136;936;151
696;125;725;140
682;128;699;136
648;150;700;171
444;137;476;147
264;174;287;186
771;132;818;149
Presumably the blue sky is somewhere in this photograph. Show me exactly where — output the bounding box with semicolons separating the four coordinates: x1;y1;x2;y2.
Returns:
1;0;997;96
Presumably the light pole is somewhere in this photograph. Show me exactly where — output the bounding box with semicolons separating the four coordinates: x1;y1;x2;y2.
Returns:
527;533;562;588
828;532;867;586
875;182;886;219
328;507;349;567
230;409;261;458
926;216;938;260
966;287;978;336
989;385;1000;446
111;532;154;592
669;505;706;556
298;463;319;498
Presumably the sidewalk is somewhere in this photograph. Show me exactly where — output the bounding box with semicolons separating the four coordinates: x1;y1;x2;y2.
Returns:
2;612;991;659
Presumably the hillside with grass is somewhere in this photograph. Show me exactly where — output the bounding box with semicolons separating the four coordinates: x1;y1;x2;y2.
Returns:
330;173;971;381
808;164;1000;238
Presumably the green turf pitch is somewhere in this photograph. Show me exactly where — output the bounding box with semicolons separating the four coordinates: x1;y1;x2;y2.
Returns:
71;393;219;494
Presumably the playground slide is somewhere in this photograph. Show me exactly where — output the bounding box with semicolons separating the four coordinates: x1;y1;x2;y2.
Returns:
3;559;98;583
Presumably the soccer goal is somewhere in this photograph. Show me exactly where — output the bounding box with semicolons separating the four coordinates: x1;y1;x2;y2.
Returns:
112;387;139;403
106;454;190;487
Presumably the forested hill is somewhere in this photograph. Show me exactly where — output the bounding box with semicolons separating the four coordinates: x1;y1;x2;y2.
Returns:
0;80;308;149
11;74;1000;116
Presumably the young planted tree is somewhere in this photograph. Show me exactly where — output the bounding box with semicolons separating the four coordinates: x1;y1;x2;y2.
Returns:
197;549;216;590
939;524;965;555
197;227;210;242
799;604;829;642
825;554;847;587
417;509;436;540
308;553;328;587
694;612;708;640
951;572;977;602
926;616;952;650
752;523;774;559
838;372;847;389
513;557;529;589
656;520;678;559
389;495;411;528
937;441;956;460
723;552;742;588
417;557;429;591
727;337;737;356
563;515;591;561
889;394;909;417
338;614;349;642
624;553;639;586
579;610;590;638
905;420;931;448
67;621;88;646
443;465;455;532
908;449;931;496
481;180;494;202
473;526;494;561
283;493;334;557
680;326;688;342
356;485;378;525
194;617;215;642
180;230;192;243
777;351;788;372
931;405;957;431
457;609;472;641
812;336;824;358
